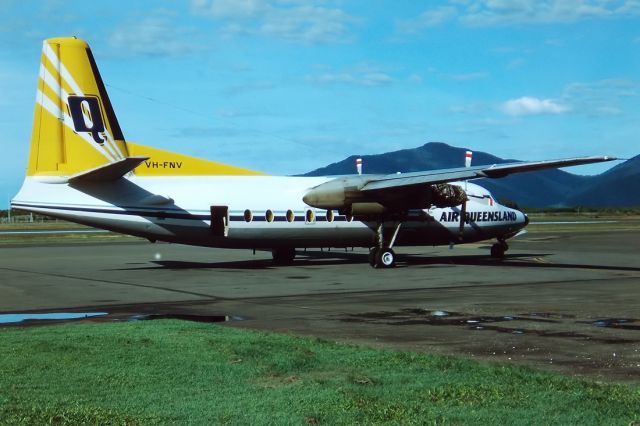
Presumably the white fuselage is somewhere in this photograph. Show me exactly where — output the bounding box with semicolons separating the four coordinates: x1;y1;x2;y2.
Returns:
12;176;527;249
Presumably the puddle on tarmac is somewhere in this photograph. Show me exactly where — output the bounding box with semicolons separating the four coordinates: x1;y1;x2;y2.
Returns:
583;318;640;330
129;314;244;323
0;312;244;327
340;309;640;344
0;312;108;324
344;308;557;327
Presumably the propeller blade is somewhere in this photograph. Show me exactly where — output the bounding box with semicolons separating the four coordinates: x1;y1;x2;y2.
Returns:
458;200;467;240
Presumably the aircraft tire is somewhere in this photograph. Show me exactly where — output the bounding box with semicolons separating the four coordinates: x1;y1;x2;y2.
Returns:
368;247;379;266
374;248;396;268
490;243;505;259
272;247;296;265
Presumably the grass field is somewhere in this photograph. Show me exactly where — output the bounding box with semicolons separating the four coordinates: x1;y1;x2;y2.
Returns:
0;320;638;425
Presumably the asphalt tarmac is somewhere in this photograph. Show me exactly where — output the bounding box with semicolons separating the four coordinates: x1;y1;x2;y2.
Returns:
1;230;639;382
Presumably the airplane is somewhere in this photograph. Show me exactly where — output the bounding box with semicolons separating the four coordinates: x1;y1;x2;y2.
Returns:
11;37;617;268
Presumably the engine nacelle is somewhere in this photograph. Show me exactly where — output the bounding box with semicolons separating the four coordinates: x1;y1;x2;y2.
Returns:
303;177;467;211
302;176;372;209
347;202;388;216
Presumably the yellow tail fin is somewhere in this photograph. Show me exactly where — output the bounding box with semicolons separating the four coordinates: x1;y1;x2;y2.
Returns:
28;37;128;177
27;36;265;178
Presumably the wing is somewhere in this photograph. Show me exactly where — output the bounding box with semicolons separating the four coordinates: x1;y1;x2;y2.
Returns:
361;156;616;192
303;155;616;213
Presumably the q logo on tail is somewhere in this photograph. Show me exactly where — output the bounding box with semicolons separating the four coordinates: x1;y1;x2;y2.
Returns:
68;95;106;145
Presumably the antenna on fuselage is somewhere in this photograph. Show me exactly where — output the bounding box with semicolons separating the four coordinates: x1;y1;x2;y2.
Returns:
356;158;363;175
465;150;473;168
464;150;472;191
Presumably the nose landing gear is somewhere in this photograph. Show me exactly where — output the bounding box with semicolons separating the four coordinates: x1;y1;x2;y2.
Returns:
490;240;509;259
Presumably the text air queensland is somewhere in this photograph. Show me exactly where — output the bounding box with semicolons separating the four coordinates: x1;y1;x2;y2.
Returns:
439;211;518;223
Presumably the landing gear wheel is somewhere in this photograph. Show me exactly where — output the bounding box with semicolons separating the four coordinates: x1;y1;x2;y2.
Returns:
368;247;379;266
490;243;507;259
369;220;402;268
272;247;296;265
374;248;396;268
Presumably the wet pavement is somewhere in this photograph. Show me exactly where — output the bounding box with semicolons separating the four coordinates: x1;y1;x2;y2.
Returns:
0;312;107;324
0;230;639;383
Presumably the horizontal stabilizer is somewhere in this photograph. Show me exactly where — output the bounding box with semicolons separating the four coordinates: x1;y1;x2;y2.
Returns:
68;156;149;183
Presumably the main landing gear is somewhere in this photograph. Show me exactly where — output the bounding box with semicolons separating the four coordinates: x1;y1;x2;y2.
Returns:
369;222;402;269
272;247;296;265
490;240;509;259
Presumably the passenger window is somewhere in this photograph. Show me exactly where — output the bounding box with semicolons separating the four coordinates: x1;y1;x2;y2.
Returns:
326;210;334;223
305;209;315;223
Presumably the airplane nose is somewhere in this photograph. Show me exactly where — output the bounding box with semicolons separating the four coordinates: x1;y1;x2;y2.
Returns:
523;213;529;226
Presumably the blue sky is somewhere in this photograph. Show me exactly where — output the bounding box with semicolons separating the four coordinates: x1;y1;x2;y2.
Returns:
1;1;639;206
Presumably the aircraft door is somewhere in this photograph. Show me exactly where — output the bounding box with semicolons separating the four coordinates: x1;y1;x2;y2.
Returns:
210;206;229;237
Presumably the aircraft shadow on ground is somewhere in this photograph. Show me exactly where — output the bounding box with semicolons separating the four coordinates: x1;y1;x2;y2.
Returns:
400;253;640;272
113;251;640;273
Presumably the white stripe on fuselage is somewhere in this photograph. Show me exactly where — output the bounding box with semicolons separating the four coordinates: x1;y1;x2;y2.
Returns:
12;176;526;248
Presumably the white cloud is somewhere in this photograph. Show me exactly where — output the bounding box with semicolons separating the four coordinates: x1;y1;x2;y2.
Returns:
407;73;423;84
506;58;526;70
397;6;457;33
426;69;489;81
402;1;640;29
502;79;640;118
562;79;640;116
307;64;394;87
110;14;199;56
221;80;276;95
564;79;640;99
446;72;488;81
308;71;393;87
360;72;393;86
192;0;266;18
191;0;358;43
502;96;570;116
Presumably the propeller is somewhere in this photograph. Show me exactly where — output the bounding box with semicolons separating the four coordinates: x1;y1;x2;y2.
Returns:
458;151;472;240
458;196;467;238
